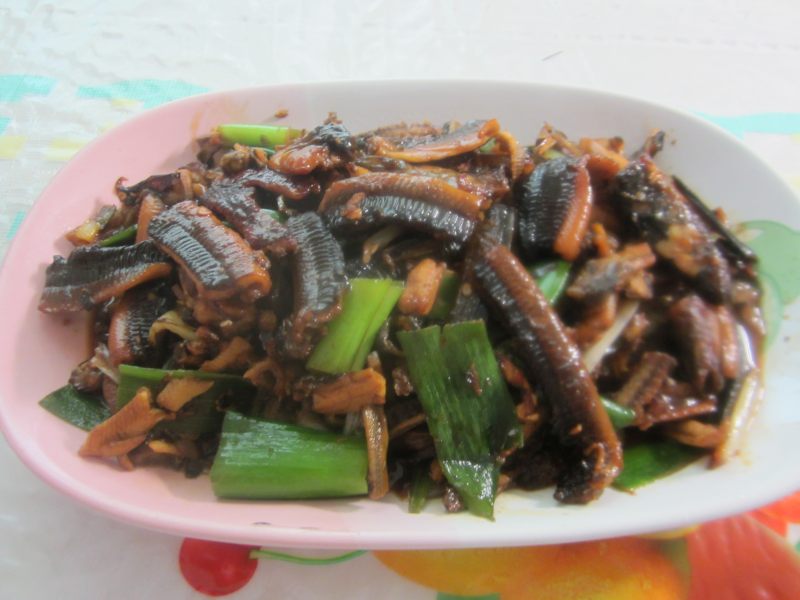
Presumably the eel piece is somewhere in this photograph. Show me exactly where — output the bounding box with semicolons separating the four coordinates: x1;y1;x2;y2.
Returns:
201;176;295;255
320;172;481;251
614;156;732;303
108;285;171;366
282;212;347;358
471;231;622;504
39;241;172;313
148;200;271;301
376;119;500;163
517;156;593;261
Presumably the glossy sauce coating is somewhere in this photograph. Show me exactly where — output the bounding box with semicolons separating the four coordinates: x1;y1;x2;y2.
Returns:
201;177;295;255
377;119;500;162
148;201;271;301
473;234;622;503
39;241;172;312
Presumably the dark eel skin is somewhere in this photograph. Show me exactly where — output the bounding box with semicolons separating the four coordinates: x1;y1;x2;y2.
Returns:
377;119;500;163
613;156;732;304
448;203;516;323
517;156;593;262
108;284;171;366
201;178;293;256
282;212;347;359
148;201;271;301
200;167;320;254
39;241;172;313
319;172;482;252
269;123;355;175
471;230;622;504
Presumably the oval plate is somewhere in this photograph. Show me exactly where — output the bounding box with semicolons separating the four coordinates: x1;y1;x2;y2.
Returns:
1;81;799;549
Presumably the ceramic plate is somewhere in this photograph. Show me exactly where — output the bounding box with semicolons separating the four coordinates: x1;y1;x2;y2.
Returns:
1;81;799;549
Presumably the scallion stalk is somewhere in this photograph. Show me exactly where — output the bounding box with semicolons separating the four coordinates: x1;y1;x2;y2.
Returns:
583;300;640;372
601;397;636;429
307;278;403;374
117;364;248;407
98;224;138;247
217;124;303;149
210;412;368;499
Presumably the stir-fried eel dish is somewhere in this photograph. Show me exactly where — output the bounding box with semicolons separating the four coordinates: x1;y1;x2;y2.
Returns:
38;116;763;518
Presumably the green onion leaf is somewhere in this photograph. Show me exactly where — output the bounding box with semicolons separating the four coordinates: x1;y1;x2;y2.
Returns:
528;259;571;304
408;466;433;514
39;385;110;431
155;386;226;436
117;365;251;435
613;441;703;491
210;412;368;499
397;321;520;519
427;270;460;320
